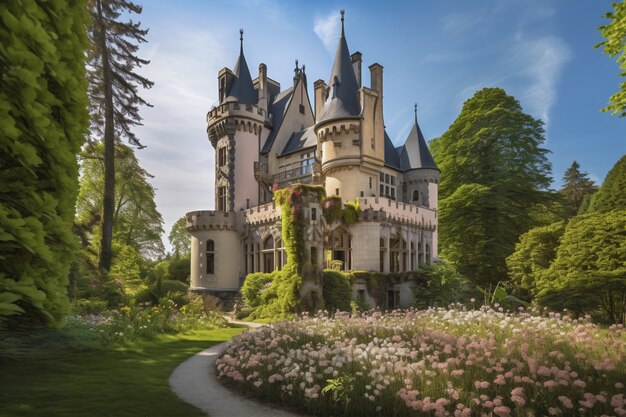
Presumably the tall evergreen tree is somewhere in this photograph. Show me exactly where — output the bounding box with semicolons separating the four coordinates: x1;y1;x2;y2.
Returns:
432;87;553;286
588;154;626;213
560;161;598;219
0;0;89;327
87;0;153;271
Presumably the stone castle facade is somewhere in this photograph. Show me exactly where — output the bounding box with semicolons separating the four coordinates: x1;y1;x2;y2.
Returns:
186;13;440;308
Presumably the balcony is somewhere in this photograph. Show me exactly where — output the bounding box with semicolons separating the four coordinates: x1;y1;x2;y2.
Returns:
273;164;313;185
253;161;271;184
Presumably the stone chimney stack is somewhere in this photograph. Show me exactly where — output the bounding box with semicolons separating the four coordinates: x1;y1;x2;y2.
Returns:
351;51;362;87
258;63;267;111
314;79;327;121
369;63;383;97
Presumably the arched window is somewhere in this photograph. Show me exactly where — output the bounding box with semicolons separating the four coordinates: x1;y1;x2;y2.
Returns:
206;240;215;274
412;190;419;202
262;235;275;272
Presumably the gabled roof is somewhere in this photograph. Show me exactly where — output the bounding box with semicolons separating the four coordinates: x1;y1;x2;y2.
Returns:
317;13;361;124
260;87;293;154
279;126;317;156
403;116;439;171
224;32;258;105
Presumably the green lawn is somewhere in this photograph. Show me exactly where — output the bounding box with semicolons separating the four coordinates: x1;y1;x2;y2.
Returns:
0;327;245;417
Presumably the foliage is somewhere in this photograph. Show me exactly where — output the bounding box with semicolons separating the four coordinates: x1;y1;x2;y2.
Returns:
0;327;244;417
167;255;191;283
109;242;143;294
217;308;626;417
432;87;553;286
560;161;598;219
413;260;468;308
169;216;191;257
134;279;188;307
596;0;626;117
249;185;325;320
0;0;89;327
77;142;165;259
322;270;352;312
72;299;109;316
506;221;565;296
588;154;626;213
241;272;277;309
87;0;153;270
538;210;626;324
322;196;361;226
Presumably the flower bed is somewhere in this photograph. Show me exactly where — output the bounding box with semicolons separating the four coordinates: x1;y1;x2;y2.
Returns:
216;307;625;417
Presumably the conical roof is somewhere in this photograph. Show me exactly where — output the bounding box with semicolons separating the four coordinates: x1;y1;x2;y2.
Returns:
317;12;361;124
224;30;257;105
403;110;439;171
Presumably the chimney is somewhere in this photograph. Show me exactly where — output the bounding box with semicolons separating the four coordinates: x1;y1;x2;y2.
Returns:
351;51;362;87
369;63;383;97
314;79;327;121
258;63;267;112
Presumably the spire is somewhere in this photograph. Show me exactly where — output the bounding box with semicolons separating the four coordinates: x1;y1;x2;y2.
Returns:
224;29;258;105
317;10;361;124
403;106;439;171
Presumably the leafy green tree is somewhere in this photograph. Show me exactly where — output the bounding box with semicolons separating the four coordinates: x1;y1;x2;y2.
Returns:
432;87;553;286
168;216;191;257
538;211;626;324
588;154;626;212
596;1;626;117
0;0;89;327
109;242;143;294
77;142;165;258
506;221;565;296
560;161;598;219
88;0;153;271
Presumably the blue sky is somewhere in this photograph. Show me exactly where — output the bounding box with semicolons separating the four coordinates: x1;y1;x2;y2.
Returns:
131;0;626;248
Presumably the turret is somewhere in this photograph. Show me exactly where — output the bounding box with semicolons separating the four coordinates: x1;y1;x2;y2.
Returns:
402;104;440;209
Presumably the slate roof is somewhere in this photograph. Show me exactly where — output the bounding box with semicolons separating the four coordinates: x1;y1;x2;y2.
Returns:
224;39;258;105
403;117;439;171
383;130;402;171
279;126;317;156
317;16;361;124
260;87;294;154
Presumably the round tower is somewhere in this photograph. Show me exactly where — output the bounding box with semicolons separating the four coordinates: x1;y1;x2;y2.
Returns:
314;11;364;201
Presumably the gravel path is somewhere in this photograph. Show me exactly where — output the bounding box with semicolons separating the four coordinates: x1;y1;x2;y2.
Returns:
169;319;304;417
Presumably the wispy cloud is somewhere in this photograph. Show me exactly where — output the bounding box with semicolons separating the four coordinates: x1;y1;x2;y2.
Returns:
313;10;340;54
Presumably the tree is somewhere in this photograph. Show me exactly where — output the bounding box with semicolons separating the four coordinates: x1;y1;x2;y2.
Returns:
168;216;191;257
588;154;626;212
76;142;164;259
0;0;89;327
538;211;626;324
560;161;598;219
88;0;153;271
506;221;565;296
596;1;626;117
432;87;553;286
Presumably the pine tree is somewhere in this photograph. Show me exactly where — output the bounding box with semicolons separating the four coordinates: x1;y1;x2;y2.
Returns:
0;0;89;327
588;154;626;212
87;0;153;271
560;161;598;219
432;88;553;286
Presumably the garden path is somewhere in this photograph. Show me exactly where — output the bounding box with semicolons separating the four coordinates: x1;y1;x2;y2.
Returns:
169;319;305;417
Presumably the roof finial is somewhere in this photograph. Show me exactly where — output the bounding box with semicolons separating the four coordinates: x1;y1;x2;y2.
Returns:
295;59;299;70
239;29;244;53
340;9;345;37
414;103;419;124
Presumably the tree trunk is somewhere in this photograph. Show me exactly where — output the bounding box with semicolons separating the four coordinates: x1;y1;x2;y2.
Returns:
97;0;115;272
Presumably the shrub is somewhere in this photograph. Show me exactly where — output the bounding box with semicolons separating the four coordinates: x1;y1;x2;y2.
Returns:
241;272;276;308
322;269;352;312
131;279;188;307
72;299;108;316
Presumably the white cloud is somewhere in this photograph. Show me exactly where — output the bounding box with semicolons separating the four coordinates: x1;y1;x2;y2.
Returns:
313;10;340;54
507;36;572;125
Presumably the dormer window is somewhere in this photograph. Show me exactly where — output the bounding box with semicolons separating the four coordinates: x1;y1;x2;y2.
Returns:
332;76;340;98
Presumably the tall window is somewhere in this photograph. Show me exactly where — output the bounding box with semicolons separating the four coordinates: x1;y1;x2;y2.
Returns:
217;186;227;211
300;151;315;176
218;146;227;167
206;240;215;274
379;172;396;200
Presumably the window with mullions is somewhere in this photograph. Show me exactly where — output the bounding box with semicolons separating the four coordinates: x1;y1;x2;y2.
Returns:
218;146;227;167
379;172;397;200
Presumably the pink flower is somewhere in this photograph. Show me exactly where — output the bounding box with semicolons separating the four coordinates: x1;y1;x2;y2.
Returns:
557;396;573;409
548;407;561;415
493;405;511;417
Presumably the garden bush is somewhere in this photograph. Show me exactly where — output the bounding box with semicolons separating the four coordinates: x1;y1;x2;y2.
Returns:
72;299;108;316
132;279;188;307
241;272;277;308
322;269;352;312
217;307;626;417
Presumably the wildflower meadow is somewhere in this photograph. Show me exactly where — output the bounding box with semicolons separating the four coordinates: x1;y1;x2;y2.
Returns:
217;307;625;417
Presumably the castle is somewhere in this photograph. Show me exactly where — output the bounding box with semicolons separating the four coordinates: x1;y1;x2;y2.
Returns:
186;12;440;309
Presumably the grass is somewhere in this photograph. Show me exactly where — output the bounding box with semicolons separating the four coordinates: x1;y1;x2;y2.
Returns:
0;326;246;417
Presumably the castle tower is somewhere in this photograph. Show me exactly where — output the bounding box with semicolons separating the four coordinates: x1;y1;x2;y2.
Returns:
207;30;269;212
315;11;375;201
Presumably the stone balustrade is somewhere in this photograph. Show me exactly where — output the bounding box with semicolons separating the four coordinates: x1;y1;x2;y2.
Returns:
242;202;281;225
358;197;437;229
